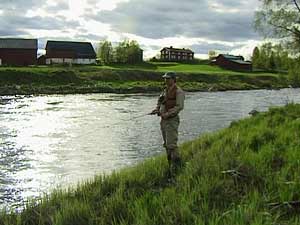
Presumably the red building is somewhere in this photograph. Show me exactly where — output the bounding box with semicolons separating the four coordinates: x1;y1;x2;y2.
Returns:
212;54;252;71
0;38;37;66
160;46;194;62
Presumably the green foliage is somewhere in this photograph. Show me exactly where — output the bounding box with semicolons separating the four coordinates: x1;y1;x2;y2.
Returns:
97;39;143;65
288;59;300;87
113;39;142;64
252;42;291;71
252;47;261;69
208;50;217;60
255;0;300;52
98;40;113;65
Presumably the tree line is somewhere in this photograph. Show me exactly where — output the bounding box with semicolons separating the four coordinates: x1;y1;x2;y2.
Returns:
252;43;290;71
254;0;300;86
97;39;143;65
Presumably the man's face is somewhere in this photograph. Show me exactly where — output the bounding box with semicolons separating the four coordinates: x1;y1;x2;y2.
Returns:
164;78;174;87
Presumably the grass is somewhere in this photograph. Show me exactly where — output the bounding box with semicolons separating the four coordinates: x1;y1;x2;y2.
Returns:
96;62;280;76
1;103;300;224
0;62;291;95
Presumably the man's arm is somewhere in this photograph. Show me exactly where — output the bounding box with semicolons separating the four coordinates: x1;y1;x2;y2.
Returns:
150;91;165;115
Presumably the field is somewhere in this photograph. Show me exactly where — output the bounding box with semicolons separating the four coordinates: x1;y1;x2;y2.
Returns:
102;62;280;76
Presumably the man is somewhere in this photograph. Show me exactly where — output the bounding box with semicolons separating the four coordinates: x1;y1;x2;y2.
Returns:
151;72;185;177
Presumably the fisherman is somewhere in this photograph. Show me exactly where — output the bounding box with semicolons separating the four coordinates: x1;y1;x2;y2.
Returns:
151;71;185;177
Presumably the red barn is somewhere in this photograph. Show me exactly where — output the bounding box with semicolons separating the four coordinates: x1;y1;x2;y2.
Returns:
212;54;252;71
0;38;37;66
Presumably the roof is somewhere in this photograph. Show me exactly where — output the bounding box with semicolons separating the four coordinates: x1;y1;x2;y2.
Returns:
231;60;252;65
0;38;37;49
161;47;194;53
217;54;251;65
219;54;244;60
46;41;96;58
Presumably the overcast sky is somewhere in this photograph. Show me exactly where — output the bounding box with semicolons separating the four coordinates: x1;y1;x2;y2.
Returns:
0;0;263;59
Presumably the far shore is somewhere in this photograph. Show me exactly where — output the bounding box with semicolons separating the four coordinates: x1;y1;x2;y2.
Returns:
0;63;291;96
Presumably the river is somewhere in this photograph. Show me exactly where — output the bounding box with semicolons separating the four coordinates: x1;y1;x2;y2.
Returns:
1;88;300;210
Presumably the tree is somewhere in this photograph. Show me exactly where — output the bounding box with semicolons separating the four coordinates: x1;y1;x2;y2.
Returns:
269;51;276;70
127;40;142;64
98;40;113;65
208;50;217;60
252;42;292;71
289;59;300;86
252;46;261;69
114;40;128;63
255;0;300;52
258;45;269;70
114;39;142;64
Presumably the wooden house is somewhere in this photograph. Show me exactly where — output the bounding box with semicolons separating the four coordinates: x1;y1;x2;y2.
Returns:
160;46;194;62
45;41;96;65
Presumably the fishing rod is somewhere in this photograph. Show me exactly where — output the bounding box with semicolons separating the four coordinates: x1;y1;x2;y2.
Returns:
102;112;156;128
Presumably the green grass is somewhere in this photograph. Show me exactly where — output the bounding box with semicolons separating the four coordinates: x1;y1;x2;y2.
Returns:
0;62;290;95
101;62;280;76
0;62;280;76
1;103;300;225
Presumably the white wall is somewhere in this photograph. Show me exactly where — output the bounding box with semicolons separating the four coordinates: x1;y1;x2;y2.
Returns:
73;58;96;64
46;58;96;65
46;58;65;65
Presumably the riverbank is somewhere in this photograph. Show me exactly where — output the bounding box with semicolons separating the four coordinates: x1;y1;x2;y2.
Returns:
1;103;300;224
0;64;290;95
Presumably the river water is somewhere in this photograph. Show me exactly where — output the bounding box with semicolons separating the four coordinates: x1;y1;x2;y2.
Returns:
1;88;300;210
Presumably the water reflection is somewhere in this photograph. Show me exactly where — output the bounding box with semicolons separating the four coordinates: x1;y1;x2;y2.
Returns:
0;89;300;210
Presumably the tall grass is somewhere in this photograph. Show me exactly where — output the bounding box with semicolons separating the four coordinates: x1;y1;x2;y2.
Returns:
1;103;300;224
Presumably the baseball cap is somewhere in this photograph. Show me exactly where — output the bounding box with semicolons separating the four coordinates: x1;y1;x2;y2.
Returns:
162;72;176;79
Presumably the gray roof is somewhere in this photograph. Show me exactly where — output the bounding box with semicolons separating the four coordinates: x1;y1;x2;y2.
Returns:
46;40;96;58
218;54;251;65
231;60;252;65
0;38;37;49
219;54;244;60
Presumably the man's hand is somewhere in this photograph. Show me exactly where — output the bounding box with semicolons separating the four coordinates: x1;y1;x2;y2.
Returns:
150;108;159;115
161;112;168;120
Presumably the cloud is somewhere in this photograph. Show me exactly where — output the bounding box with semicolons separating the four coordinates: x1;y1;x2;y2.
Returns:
0;0;79;36
0;0;262;58
0;29;29;37
4;13;79;30
0;0;47;11
44;1;70;13
87;0;260;41
191;43;243;55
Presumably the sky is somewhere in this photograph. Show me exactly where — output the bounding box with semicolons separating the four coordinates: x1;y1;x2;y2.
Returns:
0;0;263;59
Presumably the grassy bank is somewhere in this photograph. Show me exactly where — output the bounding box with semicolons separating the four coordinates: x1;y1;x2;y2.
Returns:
0;63;290;95
1;103;300;224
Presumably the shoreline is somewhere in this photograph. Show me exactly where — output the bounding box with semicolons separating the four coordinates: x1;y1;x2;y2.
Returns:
0;82;290;96
0;66;291;96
